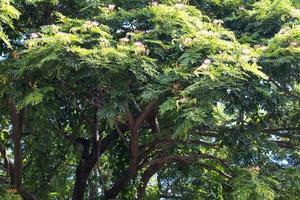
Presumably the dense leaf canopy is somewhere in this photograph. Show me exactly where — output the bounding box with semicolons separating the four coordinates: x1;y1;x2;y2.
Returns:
0;0;299;200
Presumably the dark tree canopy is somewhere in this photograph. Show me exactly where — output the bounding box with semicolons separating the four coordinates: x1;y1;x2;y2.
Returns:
0;0;299;199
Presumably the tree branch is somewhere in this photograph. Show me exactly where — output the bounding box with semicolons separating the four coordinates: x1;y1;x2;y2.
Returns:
134;100;158;130
114;120;129;149
138;138;218;164
137;154;231;199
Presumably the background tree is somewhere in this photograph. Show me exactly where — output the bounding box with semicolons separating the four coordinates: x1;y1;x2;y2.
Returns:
0;0;299;200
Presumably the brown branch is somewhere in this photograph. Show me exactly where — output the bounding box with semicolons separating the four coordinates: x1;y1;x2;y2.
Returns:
270;140;300;150
138;138;218;164
134;100;158;130
137;161;165;199
137;154;231;199
130;95;142;113
91;107;101;151
125;102;135;129
114;120;129;149
105;151;227;199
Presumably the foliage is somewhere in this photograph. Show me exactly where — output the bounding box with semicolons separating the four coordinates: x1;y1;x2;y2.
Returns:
0;0;20;47
0;0;299;200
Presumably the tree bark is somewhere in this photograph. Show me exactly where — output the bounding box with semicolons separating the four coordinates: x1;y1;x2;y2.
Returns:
72;141;102;200
72;163;90;200
129;127;138;175
9;99;23;192
72;138;101;200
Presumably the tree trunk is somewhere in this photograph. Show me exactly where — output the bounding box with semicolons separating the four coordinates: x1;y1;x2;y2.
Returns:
72;163;89;200
72;144;100;200
72;108;101;200
71;131;117;200
129;128;138;175
9;99;23;192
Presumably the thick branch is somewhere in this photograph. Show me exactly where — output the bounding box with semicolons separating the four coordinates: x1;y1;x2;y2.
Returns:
137;154;231;199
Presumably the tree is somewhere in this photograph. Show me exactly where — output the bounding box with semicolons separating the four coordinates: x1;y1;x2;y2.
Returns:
0;0;20;48
0;0;299;199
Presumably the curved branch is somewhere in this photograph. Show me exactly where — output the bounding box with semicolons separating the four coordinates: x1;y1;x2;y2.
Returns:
138;138;218;165
137;154;231;199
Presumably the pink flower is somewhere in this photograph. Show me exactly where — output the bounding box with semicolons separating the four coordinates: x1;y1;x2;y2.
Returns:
182;38;193;46
278;27;291;34
151;1;158;6
175;3;185;9
242;48;251;55
50;25;59;33
260;46;267;51
89;21;99;26
239;6;245;11
203;59;211;65
134;30;143;33
289;41;298;47
144;49;150;55
30;32;39;38
119;37;130;43
213;19;224;25
200;30;215;36
134;41;143;47
254;45;261;49
108;4;116;11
